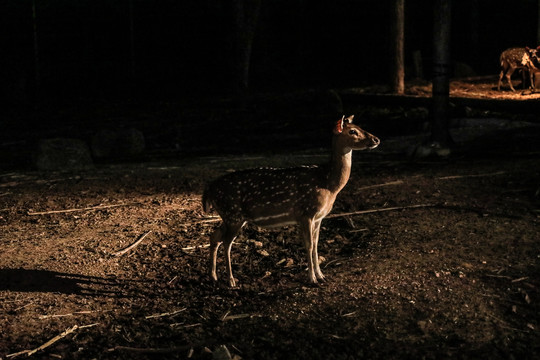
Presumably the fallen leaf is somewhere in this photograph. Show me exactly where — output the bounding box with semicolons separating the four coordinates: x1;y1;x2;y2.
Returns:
257;249;270;257
285;258;294;268
249;239;263;247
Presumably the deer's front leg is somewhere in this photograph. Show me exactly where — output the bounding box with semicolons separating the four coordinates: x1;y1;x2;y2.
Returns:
312;219;325;281
209;225;224;282
497;70;505;91
300;218;318;284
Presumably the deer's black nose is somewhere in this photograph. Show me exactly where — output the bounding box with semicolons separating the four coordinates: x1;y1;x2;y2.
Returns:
369;136;380;149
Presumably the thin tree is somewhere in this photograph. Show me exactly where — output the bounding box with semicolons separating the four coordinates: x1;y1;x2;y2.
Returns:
431;0;452;147
232;0;261;94
537;0;540;45
468;0;479;62
129;0;136;80
392;0;405;94
32;0;40;100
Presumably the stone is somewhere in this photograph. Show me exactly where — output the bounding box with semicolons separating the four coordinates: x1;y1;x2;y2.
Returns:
34;138;93;171
90;127;145;158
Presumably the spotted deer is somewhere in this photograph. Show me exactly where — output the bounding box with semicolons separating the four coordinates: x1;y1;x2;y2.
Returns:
498;47;540;91
202;116;380;287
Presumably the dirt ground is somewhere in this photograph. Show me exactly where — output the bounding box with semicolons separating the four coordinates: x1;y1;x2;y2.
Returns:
1;78;539;359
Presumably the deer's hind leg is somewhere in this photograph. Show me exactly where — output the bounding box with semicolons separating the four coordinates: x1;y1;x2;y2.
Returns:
498;69;505;91
209;224;224;282
209;221;244;287
506;66;517;91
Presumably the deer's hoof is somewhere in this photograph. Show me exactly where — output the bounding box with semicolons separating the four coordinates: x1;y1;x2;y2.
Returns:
315;270;326;281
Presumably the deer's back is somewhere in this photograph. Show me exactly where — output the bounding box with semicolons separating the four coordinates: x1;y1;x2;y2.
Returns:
203;166;335;227
500;47;527;68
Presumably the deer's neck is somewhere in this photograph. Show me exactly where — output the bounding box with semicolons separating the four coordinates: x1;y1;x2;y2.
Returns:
327;146;352;194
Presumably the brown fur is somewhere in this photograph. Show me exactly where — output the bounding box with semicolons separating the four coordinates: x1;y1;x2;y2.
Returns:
203;116;380;287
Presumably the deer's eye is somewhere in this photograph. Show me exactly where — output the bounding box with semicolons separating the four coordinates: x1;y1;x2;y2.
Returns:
349;129;358;135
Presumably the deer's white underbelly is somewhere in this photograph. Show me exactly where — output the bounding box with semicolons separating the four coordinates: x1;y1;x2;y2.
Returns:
250;212;298;228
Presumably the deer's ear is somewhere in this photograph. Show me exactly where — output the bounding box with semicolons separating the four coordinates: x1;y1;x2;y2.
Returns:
345;115;354;123
334;116;345;134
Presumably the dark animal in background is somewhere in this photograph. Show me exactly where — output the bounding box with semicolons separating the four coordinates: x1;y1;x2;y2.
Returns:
202;116;380;287
531;69;540;91
498;47;540;91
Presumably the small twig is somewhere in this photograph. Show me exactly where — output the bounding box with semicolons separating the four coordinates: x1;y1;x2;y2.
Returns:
323;257;351;269
199;217;221;223
27;203;140;216
484;274;513;280
354;180;404;192
110;340;214;354
437;171;505;180
485;313;527;333
221;313;260;321
484;275;529;283
77;323;100;330
145;308;187;320
348;228;368;233
13;302;34;312
39;310;109;320
219;310;230;321
182;244;210;251
109;345;192;354
6;350;31;358
170;322;202;328
26;324;88;355
112;231;152;257
7;323;99;358
326;204;434;219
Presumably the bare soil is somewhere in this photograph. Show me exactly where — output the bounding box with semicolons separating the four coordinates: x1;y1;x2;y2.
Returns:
1;78;539;359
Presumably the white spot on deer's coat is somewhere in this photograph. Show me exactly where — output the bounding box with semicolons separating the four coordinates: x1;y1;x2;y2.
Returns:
521;53;530;65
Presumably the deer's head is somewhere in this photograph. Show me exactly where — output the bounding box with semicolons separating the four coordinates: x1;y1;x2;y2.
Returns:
333;115;380;153
525;46;540;68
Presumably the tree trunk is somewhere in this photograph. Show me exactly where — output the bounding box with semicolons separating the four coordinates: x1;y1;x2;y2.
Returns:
431;0;452;146
468;0;479;62
392;0;405;94
129;0;136;80
232;0;262;94
537;0;540;45
32;0;41;100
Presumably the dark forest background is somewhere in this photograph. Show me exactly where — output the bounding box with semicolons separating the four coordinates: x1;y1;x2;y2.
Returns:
1;0;539;104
